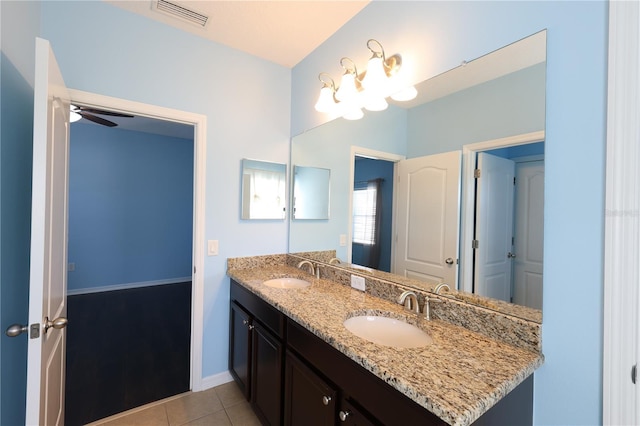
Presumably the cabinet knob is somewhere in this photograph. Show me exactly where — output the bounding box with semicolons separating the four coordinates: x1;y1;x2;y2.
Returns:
242;319;249;326
339;410;351;421
248;324;255;330
322;395;332;406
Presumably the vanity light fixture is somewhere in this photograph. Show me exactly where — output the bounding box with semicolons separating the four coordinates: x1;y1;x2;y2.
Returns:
314;39;417;120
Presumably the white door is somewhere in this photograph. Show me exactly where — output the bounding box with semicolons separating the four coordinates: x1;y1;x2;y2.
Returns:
474;153;515;302
25;37;70;426
393;151;461;286
512;160;544;309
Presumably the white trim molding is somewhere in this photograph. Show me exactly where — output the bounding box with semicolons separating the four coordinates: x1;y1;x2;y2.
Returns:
200;371;235;391
68;89;207;393
603;1;640;424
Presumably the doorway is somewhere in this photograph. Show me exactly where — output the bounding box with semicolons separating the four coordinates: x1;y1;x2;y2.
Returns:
460;131;545;309
64;90;206;423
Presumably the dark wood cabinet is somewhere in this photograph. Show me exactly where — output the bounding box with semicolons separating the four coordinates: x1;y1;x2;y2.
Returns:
229;301;252;399
284;350;338;426
229;282;285;425
251;321;283;425
229;279;533;426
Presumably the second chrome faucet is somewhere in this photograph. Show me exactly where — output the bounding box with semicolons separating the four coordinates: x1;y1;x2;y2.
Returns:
397;284;450;320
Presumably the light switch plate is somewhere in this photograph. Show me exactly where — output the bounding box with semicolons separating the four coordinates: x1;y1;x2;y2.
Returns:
208;240;219;256
351;275;366;291
339;234;347;247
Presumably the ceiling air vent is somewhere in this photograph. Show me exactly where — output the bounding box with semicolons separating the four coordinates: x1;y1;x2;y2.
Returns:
153;0;209;28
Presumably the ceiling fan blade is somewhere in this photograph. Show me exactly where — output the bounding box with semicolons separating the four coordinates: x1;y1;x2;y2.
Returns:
80;112;118;127
78;107;134;118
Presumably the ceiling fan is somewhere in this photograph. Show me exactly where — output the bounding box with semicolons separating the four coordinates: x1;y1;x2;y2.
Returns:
70;104;134;127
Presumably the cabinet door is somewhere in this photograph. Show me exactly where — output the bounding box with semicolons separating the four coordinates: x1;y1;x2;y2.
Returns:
284;350;337;426
251;322;283;425
229;302;252;400
338;399;379;426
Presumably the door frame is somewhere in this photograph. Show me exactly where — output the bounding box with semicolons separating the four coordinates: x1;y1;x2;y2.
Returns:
347;146;405;266
459;130;545;294
68;89;207;391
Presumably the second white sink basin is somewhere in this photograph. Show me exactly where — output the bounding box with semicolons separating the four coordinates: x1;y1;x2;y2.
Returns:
263;277;311;289
343;315;432;348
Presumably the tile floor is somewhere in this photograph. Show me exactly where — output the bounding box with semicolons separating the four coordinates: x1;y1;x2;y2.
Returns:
89;381;261;426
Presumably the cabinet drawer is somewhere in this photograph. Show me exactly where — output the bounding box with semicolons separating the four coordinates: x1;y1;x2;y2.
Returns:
231;279;285;338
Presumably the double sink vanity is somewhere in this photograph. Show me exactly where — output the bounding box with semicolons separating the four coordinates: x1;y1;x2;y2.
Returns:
227;253;543;426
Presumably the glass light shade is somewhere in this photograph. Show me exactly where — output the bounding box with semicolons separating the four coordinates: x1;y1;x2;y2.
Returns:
315;86;336;113
336;72;359;103
70;110;82;123
390;86;418;102
362;93;388;112
361;56;390;97
342;107;364;120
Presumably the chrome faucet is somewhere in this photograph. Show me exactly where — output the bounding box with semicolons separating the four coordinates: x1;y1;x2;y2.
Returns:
434;283;450;294
424;283;449;321
397;291;420;314
297;260;315;276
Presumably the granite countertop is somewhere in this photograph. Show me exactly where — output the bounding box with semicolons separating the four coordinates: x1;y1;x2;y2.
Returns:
228;265;543;426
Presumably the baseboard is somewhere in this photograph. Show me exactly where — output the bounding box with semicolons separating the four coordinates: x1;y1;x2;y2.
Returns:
67;276;192;296
199;371;234;391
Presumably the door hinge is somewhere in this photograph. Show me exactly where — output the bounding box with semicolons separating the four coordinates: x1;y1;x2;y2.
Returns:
474;169;481;178
193;266;196;274
632;364;637;384
472;239;479;249
513;177;516;185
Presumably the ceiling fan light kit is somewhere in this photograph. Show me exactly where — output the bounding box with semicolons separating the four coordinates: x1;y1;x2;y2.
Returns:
314;39;417;120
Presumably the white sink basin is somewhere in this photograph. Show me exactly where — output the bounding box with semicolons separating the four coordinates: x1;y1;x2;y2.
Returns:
263;277;311;289
343;315;432;348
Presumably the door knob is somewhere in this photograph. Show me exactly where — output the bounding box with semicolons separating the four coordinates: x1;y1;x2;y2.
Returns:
43;316;68;333
508;252;517;259
5;324;28;337
445;257;455;265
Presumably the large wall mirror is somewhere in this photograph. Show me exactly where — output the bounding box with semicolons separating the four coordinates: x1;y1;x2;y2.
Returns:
289;30;546;322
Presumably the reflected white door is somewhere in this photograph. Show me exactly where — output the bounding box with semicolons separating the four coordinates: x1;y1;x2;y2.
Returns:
25;38;70;426
474;153;515;302
393;151;461;286
512;160;544;309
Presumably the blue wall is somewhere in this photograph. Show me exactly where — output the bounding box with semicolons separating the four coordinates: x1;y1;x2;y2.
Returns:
292;2;607;424
67;123;193;292
0;1;40;424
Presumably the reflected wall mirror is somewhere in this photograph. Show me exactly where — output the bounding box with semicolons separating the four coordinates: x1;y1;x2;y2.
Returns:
292;165;331;220
241;159;286;220
289;30;546;321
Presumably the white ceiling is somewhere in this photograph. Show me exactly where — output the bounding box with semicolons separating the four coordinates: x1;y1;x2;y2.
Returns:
106;0;370;68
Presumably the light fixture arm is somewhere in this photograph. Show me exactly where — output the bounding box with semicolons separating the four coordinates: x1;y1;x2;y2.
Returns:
318;72;336;91
340;57;359;76
367;39;402;76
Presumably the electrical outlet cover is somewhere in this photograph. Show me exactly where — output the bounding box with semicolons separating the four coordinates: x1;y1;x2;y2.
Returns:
351;275;366;291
